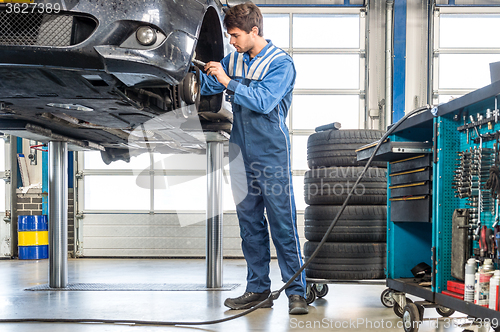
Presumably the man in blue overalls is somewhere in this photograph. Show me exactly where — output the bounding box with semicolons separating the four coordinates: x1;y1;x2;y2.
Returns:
198;1;308;315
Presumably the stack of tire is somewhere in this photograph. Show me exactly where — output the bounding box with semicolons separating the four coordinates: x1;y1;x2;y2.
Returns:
303;129;388;283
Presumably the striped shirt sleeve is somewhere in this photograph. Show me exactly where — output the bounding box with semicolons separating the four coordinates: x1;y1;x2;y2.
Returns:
199;54;232;96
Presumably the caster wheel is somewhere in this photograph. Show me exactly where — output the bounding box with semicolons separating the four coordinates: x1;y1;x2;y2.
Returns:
305;284;316;305
380;288;395;308
403;303;421;332
435;306;454;317
417;304;425;321
394;297;413;318
313;284;329;298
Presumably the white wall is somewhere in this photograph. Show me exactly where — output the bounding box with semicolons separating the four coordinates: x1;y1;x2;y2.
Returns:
80;212;306;258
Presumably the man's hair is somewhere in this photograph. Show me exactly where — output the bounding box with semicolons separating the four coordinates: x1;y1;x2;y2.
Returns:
223;2;263;37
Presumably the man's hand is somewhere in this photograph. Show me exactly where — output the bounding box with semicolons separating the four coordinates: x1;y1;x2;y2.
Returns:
205;61;231;87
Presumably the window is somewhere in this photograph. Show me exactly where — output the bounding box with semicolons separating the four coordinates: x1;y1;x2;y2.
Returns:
84;175;150;211
438;54;500;90
81;151;210;213
293;54;360;90
293;14;360;48
434;9;500;103
292;95;360;131
262;14;289;48
263;9;364;132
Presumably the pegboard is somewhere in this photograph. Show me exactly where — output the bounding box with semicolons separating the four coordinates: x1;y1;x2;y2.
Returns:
434;115;461;293
435;97;499;293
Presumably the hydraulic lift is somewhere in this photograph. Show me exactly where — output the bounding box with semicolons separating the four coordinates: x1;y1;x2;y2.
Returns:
46;136;227;289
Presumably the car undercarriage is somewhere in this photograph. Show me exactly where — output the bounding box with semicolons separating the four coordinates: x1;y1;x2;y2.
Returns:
0;0;233;163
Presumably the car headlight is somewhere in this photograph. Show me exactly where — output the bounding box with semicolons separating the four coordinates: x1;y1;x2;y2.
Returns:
136;26;157;46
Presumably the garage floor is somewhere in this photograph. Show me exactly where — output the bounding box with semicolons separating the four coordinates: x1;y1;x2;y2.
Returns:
0;258;491;332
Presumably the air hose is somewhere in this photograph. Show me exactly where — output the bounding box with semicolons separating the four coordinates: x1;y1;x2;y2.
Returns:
0;105;431;327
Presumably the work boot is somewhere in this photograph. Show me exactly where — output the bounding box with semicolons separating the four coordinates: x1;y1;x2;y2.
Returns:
288;295;308;315
224;290;273;310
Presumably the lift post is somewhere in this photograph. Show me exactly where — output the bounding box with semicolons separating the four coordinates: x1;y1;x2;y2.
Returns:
206;140;224;288
48;141;68;288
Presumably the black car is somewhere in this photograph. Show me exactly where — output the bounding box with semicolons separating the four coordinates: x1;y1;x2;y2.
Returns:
0;0;233;163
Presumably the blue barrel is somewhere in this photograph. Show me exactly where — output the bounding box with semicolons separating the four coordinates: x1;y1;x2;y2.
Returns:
18;215;49;260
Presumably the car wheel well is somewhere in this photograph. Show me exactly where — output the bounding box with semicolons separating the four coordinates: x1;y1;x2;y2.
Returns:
195;6;225;114
196;6;225;64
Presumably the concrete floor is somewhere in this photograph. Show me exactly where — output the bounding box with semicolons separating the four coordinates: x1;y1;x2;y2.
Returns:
0;258;493;332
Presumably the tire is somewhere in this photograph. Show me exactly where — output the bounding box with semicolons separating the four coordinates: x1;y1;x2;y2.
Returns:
305;284;316;304
304;256;386;265
381;288;395;308
304;242;386;280
435;306;454;317
304;205;387;242
402;303;420;332
308;153;388;169
308;129;385;146
394;297;413;318
308;150;388;169
308;143;370;153
305;166;387;180
305;268;385;280
417;304;425;321
307;129;386;168
305;205;387;223
313;284;329;298
305;191;387;205
303;242;386;259
180;72;198;105
305;217;386;227
305;226;386;242
306;263;384;271
304;167;387;205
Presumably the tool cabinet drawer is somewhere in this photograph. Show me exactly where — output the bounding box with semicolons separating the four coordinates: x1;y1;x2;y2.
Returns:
389;168;432;186
389;155;432;173
389;181;431;198
390;195;431;222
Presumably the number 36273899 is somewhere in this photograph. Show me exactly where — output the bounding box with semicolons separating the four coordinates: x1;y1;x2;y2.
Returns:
6;3;61;14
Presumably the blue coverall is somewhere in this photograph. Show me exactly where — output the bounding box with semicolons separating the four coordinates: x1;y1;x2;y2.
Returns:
199;40;306;298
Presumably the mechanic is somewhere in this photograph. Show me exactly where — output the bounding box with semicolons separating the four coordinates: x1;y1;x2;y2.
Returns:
197;1;308;315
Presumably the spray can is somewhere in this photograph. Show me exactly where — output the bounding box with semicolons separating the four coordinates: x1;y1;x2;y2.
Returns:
475;259;495;307
465;258;477;302
474;266;480;304
489;270;500;310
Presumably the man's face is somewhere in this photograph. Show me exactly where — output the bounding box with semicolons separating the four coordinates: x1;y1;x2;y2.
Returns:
227;27;256;53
